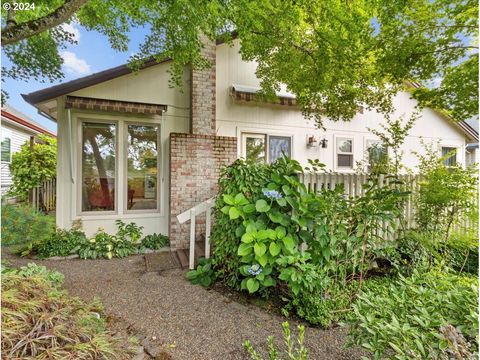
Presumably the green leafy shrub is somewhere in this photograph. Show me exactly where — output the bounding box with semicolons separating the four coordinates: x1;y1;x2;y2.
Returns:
8;135;56;199
1;270;135;359
244;322;308;360
186;258;217;287
212;159;271;288
141;233;169;250
116;220;143;244
1;204;55;246
78;228;137;259
35;228;87;258
348;270;479;359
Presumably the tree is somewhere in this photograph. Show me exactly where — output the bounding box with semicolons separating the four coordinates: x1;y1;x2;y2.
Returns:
1;0;478;124
9;135;57;200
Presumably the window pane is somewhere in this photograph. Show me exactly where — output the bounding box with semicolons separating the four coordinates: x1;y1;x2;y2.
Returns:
269;136;291;163
127;124;158;210
246;136;266;163
82;122;116;211
442;147;456;166
1;137;11;162
338;154;353;168
338;139;352;153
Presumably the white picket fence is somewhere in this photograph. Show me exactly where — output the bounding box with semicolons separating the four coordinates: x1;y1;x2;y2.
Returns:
31;178;56;212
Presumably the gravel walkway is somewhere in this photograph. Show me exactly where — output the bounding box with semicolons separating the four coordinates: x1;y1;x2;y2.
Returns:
3;251;366;360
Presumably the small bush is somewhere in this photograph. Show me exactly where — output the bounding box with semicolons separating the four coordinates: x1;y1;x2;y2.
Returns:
1;269;135;359
141;233;169;250
1;204;55;245
2;262;64;287
244;322;308;360
348;270;478;359
78;229;136;259
186;258;217;287
36;228;87;258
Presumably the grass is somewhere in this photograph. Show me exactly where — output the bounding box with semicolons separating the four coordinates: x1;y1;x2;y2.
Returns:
1;271;137;359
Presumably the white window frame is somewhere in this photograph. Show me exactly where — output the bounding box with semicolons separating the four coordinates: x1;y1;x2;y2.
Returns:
335;136;354;171
440;145;458;167
1;129;12;163
240;131;293;163
123;121;161;214
77;118;119;216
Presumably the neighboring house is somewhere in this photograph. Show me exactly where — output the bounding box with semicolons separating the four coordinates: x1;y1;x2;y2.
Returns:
1;105;56;195
22;38;478;248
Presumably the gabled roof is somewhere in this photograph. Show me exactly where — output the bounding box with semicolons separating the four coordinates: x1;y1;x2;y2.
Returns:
1;105;56;137
22;58;171;105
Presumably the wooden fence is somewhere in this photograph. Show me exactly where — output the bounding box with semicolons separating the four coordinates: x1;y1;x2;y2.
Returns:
30;178;56;212
299;172;474;235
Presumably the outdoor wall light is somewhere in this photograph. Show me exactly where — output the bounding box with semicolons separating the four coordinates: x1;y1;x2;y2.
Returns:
320;138;328;148
307;135;318;147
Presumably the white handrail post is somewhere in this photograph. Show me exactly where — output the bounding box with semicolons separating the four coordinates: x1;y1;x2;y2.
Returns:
205;199;212;259
189;209;196;270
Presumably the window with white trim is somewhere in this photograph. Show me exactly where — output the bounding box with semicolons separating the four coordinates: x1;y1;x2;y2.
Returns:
241;133;292;164
441;146;457;166
336;137;354;169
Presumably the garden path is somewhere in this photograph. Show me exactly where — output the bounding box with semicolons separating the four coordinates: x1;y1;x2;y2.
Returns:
3;252;365;360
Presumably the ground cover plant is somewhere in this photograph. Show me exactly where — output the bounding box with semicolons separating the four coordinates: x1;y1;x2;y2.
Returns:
13;217;170;260
1;263;136;359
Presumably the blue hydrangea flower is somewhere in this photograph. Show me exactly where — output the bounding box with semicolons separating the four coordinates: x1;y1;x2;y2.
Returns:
262;189;283;200
247;264;263;276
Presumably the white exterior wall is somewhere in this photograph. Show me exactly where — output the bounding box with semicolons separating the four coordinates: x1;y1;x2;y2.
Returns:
1;122;35;193
55;63;190;236
215;40;468;171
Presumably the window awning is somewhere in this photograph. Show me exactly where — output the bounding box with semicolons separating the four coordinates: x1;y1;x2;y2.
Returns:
230;84;297;106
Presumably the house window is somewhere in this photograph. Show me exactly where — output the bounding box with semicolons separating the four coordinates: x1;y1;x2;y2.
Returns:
126;124;159;211
366;139;388;172
441;147;457;166
336;137;354;169
81;122;116;212
1;130;11;163
242;133;291;164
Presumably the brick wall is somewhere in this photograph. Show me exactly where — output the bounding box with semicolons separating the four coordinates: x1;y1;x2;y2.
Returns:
169;133;237;249
190;35;216;135
65;96;167;115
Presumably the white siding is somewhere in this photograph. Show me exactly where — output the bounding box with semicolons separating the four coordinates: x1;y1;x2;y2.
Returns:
55;62;190;237
215;40;468;171
1;123;34;193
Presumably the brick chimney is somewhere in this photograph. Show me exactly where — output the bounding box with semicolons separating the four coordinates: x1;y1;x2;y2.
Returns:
190;34;216;135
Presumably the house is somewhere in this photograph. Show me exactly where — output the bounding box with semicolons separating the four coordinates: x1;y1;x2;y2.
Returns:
22;37;478;249
1;105;56;195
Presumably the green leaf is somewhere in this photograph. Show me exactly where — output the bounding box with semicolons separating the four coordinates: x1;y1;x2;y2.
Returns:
254;242;267;257
229;207;241;220
275;226;286;239
269;242;281;256
238;243;253;256
276;197;287;207
241;232;255;243
268;210;283;224
235;193;249;205
282;236;295;251
220;206;230;215
255;199;271;212
223;194;235;205
258;229;276;240
262;276;276;287
243;204;256;214
246;278;259;293
258;254;268;267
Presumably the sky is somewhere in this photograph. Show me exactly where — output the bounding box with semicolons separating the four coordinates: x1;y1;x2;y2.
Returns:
1;23;150;134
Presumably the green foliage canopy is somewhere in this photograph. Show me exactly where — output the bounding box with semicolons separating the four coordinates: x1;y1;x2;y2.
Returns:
1;0;477;122
9;135;56;199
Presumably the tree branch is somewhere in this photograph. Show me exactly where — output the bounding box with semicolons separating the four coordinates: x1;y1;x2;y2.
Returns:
1;0;88;46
